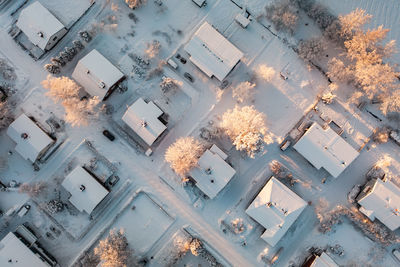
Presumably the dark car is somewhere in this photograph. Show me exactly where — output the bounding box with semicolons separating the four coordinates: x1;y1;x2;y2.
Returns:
184;72;194;83
103;130;115;141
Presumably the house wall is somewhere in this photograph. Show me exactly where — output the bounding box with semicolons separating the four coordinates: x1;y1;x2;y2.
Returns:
45;27;67;51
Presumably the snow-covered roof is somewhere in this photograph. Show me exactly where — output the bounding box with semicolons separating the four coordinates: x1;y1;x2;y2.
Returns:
62;166;109;214
184;21;244;81
16;1;65;51
0;232;49;267
7;113;54;162
189;145;236;199
122;97;167;146
246;177;307;246
311;252;339;267
358;178;400;231
72;49;124;100
293;122;359;178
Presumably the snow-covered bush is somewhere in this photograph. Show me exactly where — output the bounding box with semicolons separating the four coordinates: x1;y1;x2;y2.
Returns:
94;229;133;267
232;81;256;103
50;57;65;67
189;239;204;256
321;91;336;104
0;100;13;130
160;77;182;93
265;0;299;34
125;0;147;9
44;64;60;74
165;137;204;178
19;181;47;197
72;40;84;50
220;106;273;158
46;199;64;214
298;38;326;61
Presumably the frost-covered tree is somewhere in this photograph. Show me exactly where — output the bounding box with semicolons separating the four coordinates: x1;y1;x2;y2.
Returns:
380;89;400;115
265;0;299;34
189;239;204;256
0;101;13;130
94;229;132;267
232;81;256;103
125;0;147;9
165;137;204;177
19;181;47;197
298;38;326;61
160;77;182;93
255;64;276;82
220;106;273;158
338;8;372;39
307;3;335;30
41;75;79;102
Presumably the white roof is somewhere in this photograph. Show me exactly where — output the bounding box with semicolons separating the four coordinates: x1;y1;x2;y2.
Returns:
184;22;244;81
7;114;54;162
189;146;236;199
358;178;400;231
72;49;124;99
62;167;109;214
122;98;167;146
311;253;339;267
0;232;49;267
246;177;307;246
294;123;359;178
16;1;65;50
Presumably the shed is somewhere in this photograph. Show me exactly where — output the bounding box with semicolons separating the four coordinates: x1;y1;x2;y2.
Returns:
72;49;124;100
16;1;67;51
122;97;167;147
62;166;109;214
294;122;359;178
184;22;244;81
246;177;307;246
189;145;236;199
7;113;54;162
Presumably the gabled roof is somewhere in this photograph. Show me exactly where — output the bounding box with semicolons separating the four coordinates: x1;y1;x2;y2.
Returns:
294;122;359;178
184;21;243;81
311;253;339;267
0;232;49;267
246;177;307;246
16;1;65;50
189;145;236;199
122;98;167;146
62;167;109;214
72;49;124;99
358;178;400;231
7;114;54;162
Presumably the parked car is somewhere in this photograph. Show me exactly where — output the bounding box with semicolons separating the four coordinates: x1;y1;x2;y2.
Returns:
103;130;115;141
17;205;30;217
184;72;194;83
107;175;119;187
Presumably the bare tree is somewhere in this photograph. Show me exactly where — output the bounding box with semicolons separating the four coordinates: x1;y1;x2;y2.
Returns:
266;0;299;34
160;77;182;94
0;101;13;130
165;137;204;178
220;106;273;158
94;229;133;267
298;38;326;61
125;0;147;9
144;40;161;59
19;181;47;197
232;81;256;103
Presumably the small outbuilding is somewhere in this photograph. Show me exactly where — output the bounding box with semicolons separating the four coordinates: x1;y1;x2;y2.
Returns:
357;178;400;231
122;97;167;147
16;1;67;51
184;21;244;81
72;49;125;100
62;166;109;214
7;113;55;163
294;122;359;178
189;144;236;199
0;232;49;267
302;252;339;267
246;177;307;247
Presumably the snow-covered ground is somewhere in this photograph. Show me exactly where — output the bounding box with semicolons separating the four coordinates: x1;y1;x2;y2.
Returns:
1;0;400;266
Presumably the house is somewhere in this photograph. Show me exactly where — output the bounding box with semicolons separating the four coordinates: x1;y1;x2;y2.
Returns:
122;97;167;147
0;231;51;267
62;166;109;214
302;252;339;267
357;178;400;231
16;1;67;51
7;113;55;163
184;21;244;81
72;49;125;100
189;144;236;199
294;122;359;178
246;177;307;246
